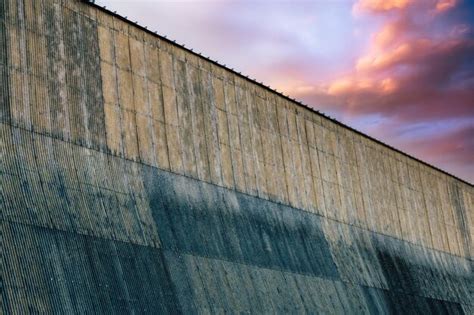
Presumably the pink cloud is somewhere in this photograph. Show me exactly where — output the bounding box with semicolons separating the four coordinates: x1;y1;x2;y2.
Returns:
290;0;474;181
354;0;413;13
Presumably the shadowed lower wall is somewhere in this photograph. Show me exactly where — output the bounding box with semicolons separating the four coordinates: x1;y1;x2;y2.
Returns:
1;0;473;313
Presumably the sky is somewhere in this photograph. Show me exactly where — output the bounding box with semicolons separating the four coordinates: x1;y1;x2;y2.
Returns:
96;0;474;183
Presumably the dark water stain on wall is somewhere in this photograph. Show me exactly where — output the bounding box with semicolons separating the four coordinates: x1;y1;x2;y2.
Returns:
143;164;340;279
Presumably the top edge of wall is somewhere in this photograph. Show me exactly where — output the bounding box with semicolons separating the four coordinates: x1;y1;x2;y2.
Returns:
80;0;472;187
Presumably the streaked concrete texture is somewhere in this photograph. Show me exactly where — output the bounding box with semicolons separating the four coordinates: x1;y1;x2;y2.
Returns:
1;0;472;313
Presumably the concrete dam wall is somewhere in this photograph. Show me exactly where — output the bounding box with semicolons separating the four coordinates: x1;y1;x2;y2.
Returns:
1;0;473;313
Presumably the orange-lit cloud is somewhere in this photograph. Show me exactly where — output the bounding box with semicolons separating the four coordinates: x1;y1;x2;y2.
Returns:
291;0;473;181
354;0;413;13
435;0;457;12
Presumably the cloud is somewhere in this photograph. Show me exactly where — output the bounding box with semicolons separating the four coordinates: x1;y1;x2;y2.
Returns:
354;0;413;13
290;0;474;181
435;0;457;13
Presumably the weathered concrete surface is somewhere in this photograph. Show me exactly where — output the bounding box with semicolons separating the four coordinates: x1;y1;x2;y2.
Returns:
1;0;473;313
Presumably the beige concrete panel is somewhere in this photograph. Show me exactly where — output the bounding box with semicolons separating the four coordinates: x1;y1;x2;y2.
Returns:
440;220;451;253
250;131;268;197
353;188;367;229
235;86;249;125
320;127;335;155
103;103;122;155
398;208;413;242
176;87;198;178
237;116;257;195
217;109;230;145
266;97;279;133
211;63;225;79
250;124;264;166
225;81;237;115
311;175;326;216
226;113;241;151
461;188;473;257
309;148;323;180
261;131;274;167
159;49;175;88
129;24;145;41
148;81;164;122
446;224;461;256
290;139;306;209
256;95;269;131
276;100;289;137
272;134;289;204
254;158;268;199
320;151;337;184
145;44;160;83
114;31;130;70
418;191;435;249
97;26;114;63
335;158;349;192
96;6;114;27
408;164;421;190
117;69;134;110
132;74;149;115
172;45;187;61
341;186;356;224
243;152;258;196
186;64;211;182
136;113;155;166
166;124;184;174
120;108;139;161
238;119;252;155
332;127;344;159
200;69;223;186
162;85;178;126
345;133;357;165
220;144;235;189
231;149;246;192
287;110;298;141
281;137;298;207
185;50;201;68
129;37;146;76
300;142;317;212
151;119;170;170
263;161;278;200
323;180;342;221
114;16;130;35
212;76;226;110
246;89;259;130
100;61;118;105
